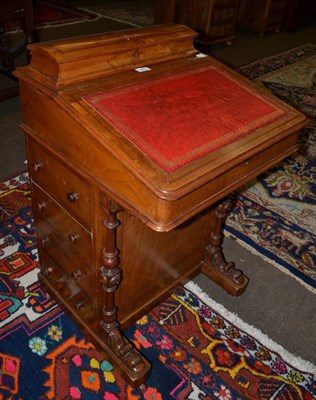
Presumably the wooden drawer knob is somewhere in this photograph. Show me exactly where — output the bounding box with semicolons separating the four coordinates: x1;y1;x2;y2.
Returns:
68;232;80;244
39;236;50;246
42;265;54;276
75;301;84;310
37;201;46;212
32;161;43;172
67;192;79;203
71;269;82;280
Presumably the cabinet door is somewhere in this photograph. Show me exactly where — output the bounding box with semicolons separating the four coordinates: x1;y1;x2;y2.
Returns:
154;0;240;45
238;0;286;35
207;0;241;41
266;0;286;30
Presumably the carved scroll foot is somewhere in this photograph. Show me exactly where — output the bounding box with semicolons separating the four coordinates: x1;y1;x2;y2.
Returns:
202;245;248;296
202;198;249;296
99;322;151;388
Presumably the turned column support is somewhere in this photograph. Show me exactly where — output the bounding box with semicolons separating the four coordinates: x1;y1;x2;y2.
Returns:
98;198;150;391
202;197;249;296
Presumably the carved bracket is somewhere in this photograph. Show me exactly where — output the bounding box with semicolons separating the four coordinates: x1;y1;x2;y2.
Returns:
202;198;249;296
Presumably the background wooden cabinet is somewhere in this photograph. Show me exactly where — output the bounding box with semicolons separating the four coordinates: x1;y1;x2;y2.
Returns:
154;0;241;48
283;0;316;32
238;0;286;36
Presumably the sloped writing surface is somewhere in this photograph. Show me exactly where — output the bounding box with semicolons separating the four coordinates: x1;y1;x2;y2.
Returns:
84;66;288;172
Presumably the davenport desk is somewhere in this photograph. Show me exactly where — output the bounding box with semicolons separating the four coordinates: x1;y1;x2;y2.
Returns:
15;24;306;390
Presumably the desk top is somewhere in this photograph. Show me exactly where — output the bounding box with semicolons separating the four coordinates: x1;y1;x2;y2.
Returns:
15;24;307;231
83;64;288;172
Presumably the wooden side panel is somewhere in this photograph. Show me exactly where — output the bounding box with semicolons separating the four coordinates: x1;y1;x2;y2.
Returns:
116;207;212;326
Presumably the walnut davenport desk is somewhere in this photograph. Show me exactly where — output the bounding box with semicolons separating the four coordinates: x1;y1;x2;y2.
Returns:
15;24;306;390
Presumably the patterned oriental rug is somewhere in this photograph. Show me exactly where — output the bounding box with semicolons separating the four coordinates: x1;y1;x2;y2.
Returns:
225;43;316;293
0;174;315;399
86;0;155;27
4;1;100;34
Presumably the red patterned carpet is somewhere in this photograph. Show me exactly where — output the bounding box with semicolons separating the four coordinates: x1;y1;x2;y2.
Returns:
0;174;315;399
4;1;100;34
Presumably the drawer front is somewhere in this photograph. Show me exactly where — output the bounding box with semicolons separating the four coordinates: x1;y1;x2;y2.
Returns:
32;183;92;267
38;249;94;317
36;219;91;281
27;138;91;229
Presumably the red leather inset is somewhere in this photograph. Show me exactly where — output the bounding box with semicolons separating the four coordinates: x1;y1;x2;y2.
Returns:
84;66;287;171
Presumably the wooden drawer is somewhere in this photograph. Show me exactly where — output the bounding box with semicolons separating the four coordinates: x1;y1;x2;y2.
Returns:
38;250;93;316
27;138;91;230
36;220;91;281
32;183;92;267
35;218;93;298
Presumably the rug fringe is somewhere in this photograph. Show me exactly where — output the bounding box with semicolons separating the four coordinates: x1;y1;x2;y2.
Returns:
185;281;316;375
224;230;316;295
